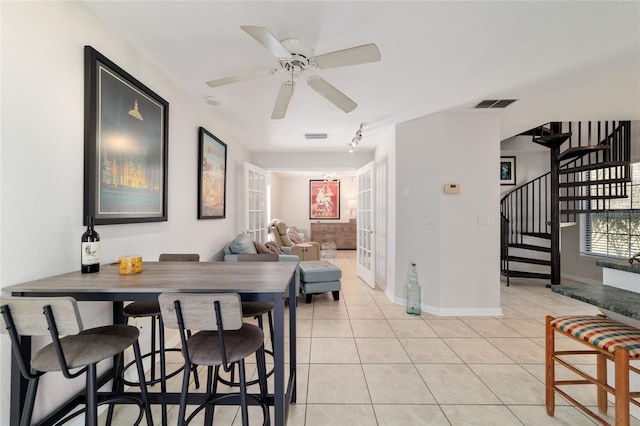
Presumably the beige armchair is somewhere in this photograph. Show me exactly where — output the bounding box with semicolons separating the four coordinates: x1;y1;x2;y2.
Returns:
269;219;321;261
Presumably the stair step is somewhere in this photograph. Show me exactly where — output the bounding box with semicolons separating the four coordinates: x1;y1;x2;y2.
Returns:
559;177;631;188
533;133;572;148
521;232;551;239
519;127;552;137
558;145;609;161
559;161;629;174
502;270;552;280
560;195;628;202
509;243;551;253
507;256;551;266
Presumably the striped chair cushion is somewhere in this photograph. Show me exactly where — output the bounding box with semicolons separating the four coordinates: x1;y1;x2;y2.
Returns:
551;315;640;358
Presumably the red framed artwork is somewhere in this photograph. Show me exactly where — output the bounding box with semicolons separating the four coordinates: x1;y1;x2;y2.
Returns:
309;180;340;219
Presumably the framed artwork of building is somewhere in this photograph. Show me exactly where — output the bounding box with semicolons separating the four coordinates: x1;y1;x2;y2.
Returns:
83;46;168;225
198;127;227;219
309;180;340;219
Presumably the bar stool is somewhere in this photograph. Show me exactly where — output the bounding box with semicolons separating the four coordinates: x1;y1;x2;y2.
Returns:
114;253;200;425
0;296;153;426
218;302;275;387
546;315;640;426
159;293;270;426
220;254;278;387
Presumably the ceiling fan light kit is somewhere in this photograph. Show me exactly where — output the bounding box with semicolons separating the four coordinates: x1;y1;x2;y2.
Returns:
205;25;381;119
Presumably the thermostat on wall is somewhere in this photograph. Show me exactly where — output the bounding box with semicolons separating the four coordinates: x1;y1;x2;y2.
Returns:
443;184;460;194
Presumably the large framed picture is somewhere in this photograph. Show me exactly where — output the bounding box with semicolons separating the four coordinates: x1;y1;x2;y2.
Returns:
500;156;516;186
309;180;340;220
198;127;227;219
83;46;169;225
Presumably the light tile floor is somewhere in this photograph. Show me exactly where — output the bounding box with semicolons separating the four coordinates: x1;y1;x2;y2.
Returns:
106;251;640;425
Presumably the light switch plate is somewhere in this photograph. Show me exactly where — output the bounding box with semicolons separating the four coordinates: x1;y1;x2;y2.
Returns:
443;184;460;194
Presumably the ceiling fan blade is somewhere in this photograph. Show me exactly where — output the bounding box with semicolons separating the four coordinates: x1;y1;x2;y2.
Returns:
206;69;277;88
241;25;292;60
307;76;357;113
312;43;381;69
271;80;295;120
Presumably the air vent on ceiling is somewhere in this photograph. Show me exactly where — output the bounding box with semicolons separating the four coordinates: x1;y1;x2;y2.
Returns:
474;99;518;109
305;133;328;140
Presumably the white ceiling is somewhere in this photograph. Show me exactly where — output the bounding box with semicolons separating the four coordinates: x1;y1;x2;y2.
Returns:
84;1;640;153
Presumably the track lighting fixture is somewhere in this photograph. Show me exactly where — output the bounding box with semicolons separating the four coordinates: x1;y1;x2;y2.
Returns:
347;123;363;153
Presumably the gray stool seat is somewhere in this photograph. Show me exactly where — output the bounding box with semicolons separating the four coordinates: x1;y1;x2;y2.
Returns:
32;324;139;371
241;302;273;317
299;261;342;303
123;301;161;317
188;325;264;365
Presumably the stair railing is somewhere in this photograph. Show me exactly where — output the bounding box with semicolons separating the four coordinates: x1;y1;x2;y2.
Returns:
501;172;551;248
500;120;631;283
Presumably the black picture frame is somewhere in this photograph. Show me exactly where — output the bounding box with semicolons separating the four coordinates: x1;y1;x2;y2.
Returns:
500;156;516;186
198;127;227;219
83;46;169;225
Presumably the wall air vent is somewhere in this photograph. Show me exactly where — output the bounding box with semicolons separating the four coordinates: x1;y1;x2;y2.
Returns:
474;99;518;109
305;133;328;140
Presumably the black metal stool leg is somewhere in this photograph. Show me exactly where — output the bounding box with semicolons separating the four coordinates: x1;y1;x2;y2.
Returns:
158;314;168;426
20;376;39;426
204;366;215;425
86;363;98;426
132;339;154;426
150;315;157;385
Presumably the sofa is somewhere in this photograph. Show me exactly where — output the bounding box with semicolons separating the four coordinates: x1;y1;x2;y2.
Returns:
223;233;300;296
268;219;321;261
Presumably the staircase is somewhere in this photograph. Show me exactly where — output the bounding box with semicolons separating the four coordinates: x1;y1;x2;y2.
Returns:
500;121;631;286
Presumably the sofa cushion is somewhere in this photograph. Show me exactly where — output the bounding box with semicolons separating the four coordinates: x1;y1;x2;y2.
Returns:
229;233;258;254
237;253;279;262
255;241;284;255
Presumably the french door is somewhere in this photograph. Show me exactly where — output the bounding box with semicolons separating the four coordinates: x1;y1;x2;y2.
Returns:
357;162;375;288
244;162;268;243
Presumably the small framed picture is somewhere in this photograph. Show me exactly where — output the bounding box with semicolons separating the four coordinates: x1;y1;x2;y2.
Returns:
198;127;227;219
500;156;516;186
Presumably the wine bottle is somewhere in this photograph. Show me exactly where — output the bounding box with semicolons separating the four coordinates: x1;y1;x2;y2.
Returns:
81;216;100;273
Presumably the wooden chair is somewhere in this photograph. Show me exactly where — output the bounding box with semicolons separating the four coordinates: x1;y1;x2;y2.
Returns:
546;315;640;426
158;292;270;426
0;296;153;426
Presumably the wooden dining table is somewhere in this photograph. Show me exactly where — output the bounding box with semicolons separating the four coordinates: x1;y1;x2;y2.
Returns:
4;260;298;426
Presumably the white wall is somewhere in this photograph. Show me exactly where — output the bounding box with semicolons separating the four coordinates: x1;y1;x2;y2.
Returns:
267;172;282;223
373;126;396;293
500;135;549;198
395;112;502;315
274;174;357;235
0;3;251;423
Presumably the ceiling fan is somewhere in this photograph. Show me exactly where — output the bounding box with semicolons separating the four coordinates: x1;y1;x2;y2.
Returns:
206;26;381;119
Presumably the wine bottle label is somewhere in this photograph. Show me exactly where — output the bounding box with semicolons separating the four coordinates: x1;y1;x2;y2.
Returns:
82;242;100;265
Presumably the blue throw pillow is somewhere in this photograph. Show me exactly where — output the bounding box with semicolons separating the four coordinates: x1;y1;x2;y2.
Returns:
229;234;258;254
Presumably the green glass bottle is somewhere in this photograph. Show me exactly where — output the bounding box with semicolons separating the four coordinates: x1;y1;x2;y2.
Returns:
406;262;421;315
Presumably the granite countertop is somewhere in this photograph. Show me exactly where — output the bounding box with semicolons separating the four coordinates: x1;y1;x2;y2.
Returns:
552;284;640;321
597;260;640;274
